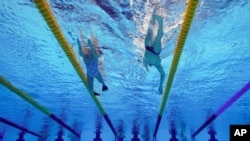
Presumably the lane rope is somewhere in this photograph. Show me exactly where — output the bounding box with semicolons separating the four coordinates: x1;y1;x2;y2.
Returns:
153;0;199;137
192;82;250;137
0;76;80;137
33;0;116;136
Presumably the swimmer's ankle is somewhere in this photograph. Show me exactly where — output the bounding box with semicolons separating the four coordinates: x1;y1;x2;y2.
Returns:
94;91;100;96
102;85;108;91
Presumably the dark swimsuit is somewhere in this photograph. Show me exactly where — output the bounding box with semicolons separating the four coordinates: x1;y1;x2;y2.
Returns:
145;46;160;55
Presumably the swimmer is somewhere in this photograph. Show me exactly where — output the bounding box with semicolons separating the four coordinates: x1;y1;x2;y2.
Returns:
143;5;166;94
77;29;108;96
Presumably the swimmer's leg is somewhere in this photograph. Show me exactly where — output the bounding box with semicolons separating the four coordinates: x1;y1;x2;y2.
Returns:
87;74;99;96
96;72;108;91
155;64;165;94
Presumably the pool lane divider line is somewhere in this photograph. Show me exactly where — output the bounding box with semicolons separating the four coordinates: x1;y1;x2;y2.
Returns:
0;76;80;137
153;0;199;137
192;81;250;137
33;0;116;136
0;117;40;137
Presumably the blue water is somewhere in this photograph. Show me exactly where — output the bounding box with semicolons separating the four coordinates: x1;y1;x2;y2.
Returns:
0;0;250;141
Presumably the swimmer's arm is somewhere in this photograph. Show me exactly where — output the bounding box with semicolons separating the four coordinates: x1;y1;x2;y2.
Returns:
144;5;159;46
88;40;98;58
91;32;98;48
91;32;102;56
77;38;84;57
144;28;153;46
79;30;88;55
151;5;160;24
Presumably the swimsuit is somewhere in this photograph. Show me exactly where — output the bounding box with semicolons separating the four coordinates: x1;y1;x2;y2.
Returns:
85;61;99;77
145;46;160;55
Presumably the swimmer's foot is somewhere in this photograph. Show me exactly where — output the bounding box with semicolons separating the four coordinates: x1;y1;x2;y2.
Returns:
102;85;108;91
94;91;100;96
158;86;163;94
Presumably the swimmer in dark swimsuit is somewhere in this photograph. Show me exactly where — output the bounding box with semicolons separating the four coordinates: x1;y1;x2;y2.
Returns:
77;29;108;96
143;5;165;94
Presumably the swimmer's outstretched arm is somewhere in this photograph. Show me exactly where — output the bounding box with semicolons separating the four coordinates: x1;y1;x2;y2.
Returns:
91;31;98;48
145;28;153;46
77;38;84;57
79;29;89;55
151;6;158;23
91;31;102;56
150;5;160;25
145;5;160;46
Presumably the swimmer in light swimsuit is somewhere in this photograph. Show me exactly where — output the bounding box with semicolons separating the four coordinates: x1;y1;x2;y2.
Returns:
77;29;108;96
143;5;166;94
